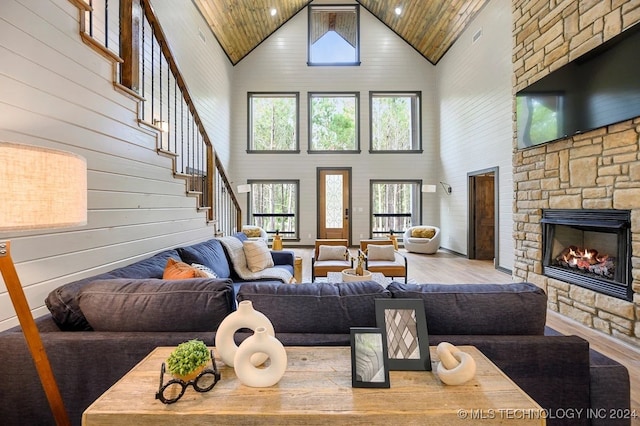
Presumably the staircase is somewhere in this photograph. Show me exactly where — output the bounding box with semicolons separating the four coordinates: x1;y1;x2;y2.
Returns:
67;0;241;236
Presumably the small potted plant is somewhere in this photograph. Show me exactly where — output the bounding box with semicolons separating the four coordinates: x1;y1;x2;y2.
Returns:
167;339;211;382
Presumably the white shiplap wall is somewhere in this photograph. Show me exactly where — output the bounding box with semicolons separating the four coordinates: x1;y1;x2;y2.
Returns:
0;0;229;331
230;0;440;246
436;0;514;270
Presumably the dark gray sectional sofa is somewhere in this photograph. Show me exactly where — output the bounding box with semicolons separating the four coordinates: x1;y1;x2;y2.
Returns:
0;235;631;425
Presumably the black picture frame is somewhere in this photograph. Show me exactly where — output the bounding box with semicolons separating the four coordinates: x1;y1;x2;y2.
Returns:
375;298;431;371
349;327;390;388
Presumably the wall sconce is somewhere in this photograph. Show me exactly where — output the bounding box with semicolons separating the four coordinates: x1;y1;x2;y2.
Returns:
440;182;452;194
237;184;252;194
153;119;169;133
421;184;437;193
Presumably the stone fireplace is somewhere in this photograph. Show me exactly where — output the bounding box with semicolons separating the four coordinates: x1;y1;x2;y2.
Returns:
512;2;640;348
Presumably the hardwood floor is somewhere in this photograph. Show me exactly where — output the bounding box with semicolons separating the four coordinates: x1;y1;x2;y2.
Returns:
289;247;640;423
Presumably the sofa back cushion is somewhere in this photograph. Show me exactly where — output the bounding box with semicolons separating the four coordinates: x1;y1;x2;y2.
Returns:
78;278;234;332
388;282;547;335
45;249;181;331
177;239;231;279
237;281;391;334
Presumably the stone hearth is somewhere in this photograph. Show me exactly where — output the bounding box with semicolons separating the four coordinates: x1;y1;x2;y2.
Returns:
512;2;640;348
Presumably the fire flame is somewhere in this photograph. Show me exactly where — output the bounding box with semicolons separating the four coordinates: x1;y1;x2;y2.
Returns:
555;245;614;279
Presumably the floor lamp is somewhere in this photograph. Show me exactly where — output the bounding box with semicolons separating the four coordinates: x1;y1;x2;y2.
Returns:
0;142;87;426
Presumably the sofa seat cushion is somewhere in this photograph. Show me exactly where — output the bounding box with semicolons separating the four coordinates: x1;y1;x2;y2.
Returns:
77;278;234;332
388;282;547;335
237;281;391;334
45;249;181;331
177;239;231;279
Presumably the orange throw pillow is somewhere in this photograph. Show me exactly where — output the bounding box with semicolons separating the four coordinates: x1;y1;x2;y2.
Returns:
163;258;209;280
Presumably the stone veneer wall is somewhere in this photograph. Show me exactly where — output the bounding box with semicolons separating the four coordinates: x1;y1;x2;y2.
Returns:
512;0;640;347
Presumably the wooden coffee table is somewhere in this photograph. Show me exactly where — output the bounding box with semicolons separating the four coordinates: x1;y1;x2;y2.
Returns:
83;346;545;425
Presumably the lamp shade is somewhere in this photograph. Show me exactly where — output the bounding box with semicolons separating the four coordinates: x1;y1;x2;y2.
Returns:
422;184;437;193
0;142;87;231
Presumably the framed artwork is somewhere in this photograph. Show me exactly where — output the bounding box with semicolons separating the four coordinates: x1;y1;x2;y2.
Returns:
375;298;431;371
349;327;390;388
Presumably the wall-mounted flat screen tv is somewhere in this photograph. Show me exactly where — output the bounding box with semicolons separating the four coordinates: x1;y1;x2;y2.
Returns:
516;24;640;149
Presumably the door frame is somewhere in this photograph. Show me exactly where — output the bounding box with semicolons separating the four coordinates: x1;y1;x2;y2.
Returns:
317;167;352;244
467;167;499;267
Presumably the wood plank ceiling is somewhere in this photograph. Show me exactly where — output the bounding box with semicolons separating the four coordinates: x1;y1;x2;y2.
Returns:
193;0;489;65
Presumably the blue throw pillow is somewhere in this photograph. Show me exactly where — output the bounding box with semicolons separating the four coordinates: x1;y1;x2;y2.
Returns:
178;239;231;279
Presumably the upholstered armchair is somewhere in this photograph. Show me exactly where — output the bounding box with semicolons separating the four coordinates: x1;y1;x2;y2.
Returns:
311;239;352;280
359;239;407;282
403;226;441;254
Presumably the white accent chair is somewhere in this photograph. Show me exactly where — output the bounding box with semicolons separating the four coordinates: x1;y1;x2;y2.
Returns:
403;226;441;254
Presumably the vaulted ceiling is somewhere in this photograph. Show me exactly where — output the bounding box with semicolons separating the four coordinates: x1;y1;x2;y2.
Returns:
193;0;489;65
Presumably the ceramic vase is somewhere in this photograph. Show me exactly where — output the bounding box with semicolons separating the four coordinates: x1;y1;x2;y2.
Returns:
234;326;287;387
341;268;373;282
215;300;274;367
435;342;476;386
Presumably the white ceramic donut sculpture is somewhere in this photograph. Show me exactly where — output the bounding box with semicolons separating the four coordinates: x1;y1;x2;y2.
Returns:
435;342;477;386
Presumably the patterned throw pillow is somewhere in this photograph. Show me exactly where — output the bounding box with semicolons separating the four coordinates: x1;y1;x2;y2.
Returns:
242;227;262;238
367;245;396;261
191;263;218;278
163;258;209;279
317;245;348;261
242;239;274;272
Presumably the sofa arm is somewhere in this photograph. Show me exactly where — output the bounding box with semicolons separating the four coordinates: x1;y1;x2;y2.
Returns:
271;250;294;266
589;350;631;426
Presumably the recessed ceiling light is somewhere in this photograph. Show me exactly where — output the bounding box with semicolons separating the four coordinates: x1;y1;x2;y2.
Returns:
270;8;277;16
395;7;402;15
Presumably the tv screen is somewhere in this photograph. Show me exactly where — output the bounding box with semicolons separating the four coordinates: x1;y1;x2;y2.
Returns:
516;24;640;149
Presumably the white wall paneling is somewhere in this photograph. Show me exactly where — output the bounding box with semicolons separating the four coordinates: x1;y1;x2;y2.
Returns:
436;0;514;271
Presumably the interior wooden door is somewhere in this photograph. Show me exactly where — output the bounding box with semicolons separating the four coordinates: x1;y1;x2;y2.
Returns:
473;175;495;260
318;168;351;241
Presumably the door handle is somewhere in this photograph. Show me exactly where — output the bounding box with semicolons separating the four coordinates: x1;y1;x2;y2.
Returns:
345;208;349;218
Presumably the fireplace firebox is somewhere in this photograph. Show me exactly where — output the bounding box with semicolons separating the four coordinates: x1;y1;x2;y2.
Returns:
541;209;632;301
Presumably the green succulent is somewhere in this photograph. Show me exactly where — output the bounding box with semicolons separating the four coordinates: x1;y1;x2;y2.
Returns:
166;339;211;377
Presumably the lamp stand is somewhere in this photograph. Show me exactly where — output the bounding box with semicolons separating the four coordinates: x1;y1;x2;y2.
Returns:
0;240;70;425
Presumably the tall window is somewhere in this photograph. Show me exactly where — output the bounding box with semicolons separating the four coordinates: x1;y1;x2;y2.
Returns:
370;92;421;152
248;181;299;239
370;181;422;238
248;93;299;152
308;5;360;66
309;93;359;152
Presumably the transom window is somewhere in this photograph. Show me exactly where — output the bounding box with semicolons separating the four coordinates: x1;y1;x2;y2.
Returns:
370;181;422;238
308;5;360;66
248;93;299;152
370;92;421;152
247;181;299;239
309;92;359;152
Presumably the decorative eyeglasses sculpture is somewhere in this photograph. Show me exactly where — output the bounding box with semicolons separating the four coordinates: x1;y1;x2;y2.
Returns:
155;350;220;404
